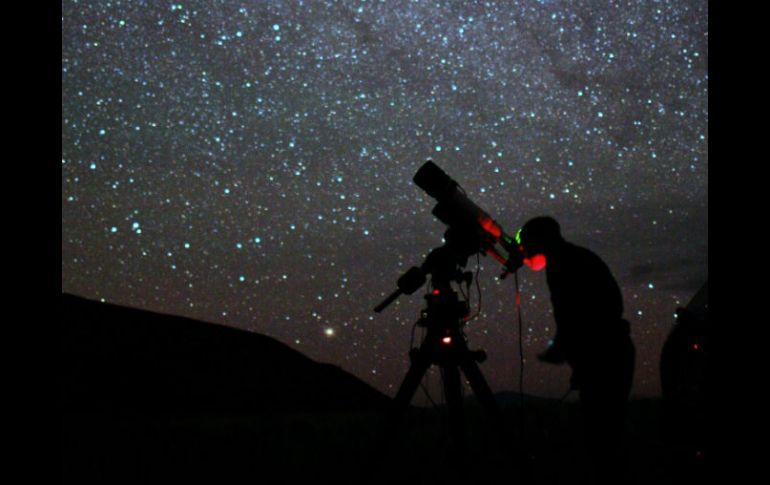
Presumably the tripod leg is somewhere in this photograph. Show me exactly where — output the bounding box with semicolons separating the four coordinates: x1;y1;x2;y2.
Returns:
391;349;431;417
460;357;533;482
361;351;431;484
441;363;466;456
460;358;502;422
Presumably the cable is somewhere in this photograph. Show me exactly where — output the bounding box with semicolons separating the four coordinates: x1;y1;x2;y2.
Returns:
473;253;481;318
464;253;483;323
458;276;469;301
410;320;419;350
514;271;526;424
409;323;439;409
420;376;439;408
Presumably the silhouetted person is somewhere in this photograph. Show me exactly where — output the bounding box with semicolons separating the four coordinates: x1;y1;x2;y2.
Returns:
516;216;635;484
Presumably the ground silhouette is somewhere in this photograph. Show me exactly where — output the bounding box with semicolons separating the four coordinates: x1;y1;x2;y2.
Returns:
60;293;705;484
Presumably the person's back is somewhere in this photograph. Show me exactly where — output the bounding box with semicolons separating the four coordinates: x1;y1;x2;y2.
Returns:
517;216;635;484
544;241;631;391
547;242;623;329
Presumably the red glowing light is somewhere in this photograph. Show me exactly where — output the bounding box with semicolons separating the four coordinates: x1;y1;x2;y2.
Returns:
433;289;441;295
524;254;547;271
441;336;452;345
693;343;699;350
478;215;502;239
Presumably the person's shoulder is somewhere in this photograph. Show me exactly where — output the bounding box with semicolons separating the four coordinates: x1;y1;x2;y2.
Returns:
564;242;606;267
564;241;593;256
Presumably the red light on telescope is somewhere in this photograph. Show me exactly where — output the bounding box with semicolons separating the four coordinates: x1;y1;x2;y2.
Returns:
524;254;547;271
478;215;502;239
441;336;452;345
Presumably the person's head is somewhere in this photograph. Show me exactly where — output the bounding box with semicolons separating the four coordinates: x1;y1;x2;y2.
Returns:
517;216;564;258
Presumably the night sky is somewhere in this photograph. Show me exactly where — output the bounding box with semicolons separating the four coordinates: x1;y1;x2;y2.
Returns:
62;0;707;401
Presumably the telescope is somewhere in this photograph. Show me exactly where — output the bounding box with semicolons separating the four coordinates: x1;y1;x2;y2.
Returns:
372;161;517;458
374;160;524;313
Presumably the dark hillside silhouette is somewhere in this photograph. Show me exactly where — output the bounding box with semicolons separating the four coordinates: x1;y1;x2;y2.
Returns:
61;293;394;484
60;293;391;413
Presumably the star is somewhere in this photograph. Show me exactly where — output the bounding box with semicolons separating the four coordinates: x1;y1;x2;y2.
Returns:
62;0;707;401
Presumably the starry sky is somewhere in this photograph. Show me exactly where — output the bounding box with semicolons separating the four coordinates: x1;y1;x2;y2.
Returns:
62;0;707;401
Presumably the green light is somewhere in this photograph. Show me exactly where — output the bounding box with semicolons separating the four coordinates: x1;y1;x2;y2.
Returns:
515;228;522;245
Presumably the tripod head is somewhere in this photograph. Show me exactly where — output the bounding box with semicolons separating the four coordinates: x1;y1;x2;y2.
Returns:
373;226;478;314
403;236;487;365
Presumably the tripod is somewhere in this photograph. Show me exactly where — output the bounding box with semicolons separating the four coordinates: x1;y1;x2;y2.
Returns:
367;240;525;483
388;276;502;457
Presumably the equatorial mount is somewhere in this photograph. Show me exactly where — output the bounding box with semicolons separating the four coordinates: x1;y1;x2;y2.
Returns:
379;239;502;456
